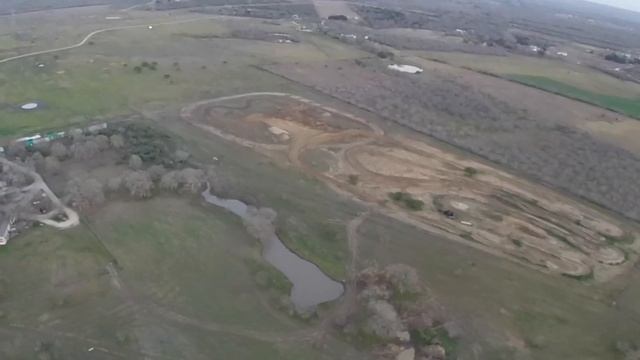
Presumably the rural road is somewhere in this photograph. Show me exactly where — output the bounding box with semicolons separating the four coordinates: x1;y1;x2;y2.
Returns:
0;17;217;65
0;1;305;66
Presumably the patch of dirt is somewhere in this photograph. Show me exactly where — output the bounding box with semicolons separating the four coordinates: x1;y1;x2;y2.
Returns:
181;93;638;281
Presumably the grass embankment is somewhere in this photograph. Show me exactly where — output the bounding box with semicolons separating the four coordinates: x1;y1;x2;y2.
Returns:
506;74;640;119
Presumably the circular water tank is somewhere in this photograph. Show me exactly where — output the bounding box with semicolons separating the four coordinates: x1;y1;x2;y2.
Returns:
20;102;39;110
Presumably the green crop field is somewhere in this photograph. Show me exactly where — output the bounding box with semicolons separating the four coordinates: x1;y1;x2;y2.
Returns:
506;74;640;119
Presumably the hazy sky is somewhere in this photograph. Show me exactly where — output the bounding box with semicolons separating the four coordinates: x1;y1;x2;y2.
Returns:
587;0;640;12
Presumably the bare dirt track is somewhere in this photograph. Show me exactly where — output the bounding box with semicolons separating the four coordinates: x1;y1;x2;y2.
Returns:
0;157;79;230
181;93;638;281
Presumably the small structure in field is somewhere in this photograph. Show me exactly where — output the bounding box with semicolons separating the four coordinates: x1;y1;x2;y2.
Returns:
20;102;39;110
388;64;423;74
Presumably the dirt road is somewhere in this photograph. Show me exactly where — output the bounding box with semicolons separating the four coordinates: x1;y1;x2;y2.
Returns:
0;157;79;229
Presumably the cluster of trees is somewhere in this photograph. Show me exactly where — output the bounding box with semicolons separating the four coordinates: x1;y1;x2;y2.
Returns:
200;4;318;19
353;4;509;48
336;264;453;359
604;52;640;65
5;132;127;176
153;0;277;11
4;123;219;212
64;161;210;210
243;207;277;243
616;341;640;360
121;124;174;164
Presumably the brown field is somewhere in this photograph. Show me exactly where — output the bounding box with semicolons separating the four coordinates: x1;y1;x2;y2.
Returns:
182;93;639;281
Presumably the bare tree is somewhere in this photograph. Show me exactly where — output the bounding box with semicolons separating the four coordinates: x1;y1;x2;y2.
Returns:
7;142;27;159
71;131;85;143
31;152;45;170
207;167;232;196
122;171;154;198
95;135;110;151
147;164;167;181
243;207;277;242
5;168;28;187
50;142;68;160
385;264;421;295
44;156;61;174
106;176;122;192
33;141;51;156
22;157;36;171
129;154;143;170
72;140;99;160
159;171;181;191
180;168;206;193
110;134;125;149
365;300;406;339
65;177;105;209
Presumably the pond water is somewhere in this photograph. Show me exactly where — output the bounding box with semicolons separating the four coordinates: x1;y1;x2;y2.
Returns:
201;187;344;312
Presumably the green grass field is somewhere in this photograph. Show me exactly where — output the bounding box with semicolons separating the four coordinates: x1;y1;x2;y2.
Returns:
0;14;366;138
505;74;640;119
0;197;363;359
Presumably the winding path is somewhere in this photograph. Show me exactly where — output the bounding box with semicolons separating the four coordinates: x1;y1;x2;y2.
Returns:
0;0;309;66
0;16;220;65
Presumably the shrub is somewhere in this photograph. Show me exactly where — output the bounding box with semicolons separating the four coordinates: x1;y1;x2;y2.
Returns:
348;174;359;185
463;167;478;177
388;192;424;211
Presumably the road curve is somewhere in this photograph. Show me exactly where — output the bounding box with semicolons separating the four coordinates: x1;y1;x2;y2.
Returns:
0;1;306;66
0;16;217;65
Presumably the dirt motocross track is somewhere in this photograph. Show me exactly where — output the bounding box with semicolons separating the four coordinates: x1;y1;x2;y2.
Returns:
181;93;638;281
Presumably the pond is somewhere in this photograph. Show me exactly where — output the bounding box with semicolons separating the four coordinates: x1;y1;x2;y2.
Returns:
201;187;344;312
